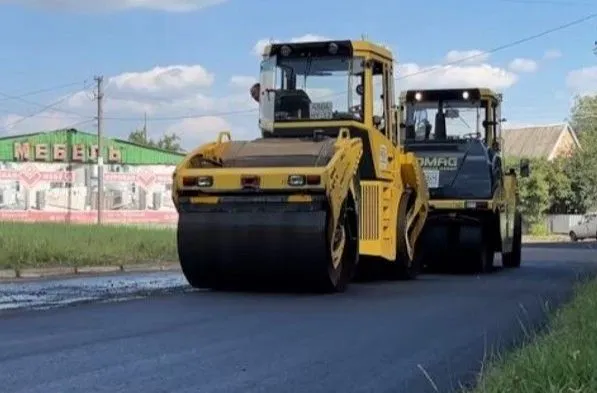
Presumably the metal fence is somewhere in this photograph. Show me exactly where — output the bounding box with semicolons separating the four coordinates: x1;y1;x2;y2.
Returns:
542;214;584;234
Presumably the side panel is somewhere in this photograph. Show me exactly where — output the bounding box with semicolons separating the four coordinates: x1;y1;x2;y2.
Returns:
368;129;396;181
358;179;402;260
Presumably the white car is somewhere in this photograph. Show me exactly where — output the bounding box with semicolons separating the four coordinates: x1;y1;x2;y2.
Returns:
569;212;597;241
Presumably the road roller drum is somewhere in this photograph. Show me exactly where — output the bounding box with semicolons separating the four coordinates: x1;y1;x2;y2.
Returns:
171;38;430;293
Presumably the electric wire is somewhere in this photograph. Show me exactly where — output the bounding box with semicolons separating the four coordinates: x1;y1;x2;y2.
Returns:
99;11;597;122
0;81;94;132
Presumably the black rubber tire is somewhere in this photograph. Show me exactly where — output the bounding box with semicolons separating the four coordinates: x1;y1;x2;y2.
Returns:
318;196;359;293
479;235;495;273
569;231;578;242
502;212;522;268
388;190;420;280
461;222;494;274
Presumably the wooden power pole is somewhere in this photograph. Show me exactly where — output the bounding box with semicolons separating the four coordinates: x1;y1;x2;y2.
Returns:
94;75;104;225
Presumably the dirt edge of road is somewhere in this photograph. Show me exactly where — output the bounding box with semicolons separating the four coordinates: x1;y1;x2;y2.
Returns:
0;236;571;283
0;261;181;282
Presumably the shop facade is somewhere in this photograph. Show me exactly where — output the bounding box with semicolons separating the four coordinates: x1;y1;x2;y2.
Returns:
0;128;184;225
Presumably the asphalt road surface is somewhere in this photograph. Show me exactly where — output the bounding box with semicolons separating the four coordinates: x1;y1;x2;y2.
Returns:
1;242;596;393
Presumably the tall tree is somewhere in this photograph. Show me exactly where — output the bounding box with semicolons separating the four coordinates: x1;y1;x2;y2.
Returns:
517;160;550;228
565;94;597;212
128;128;155;147
156;132;182;152
569;94;597;136
127;128;183;153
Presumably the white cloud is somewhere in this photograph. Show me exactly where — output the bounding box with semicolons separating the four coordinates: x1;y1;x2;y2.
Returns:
443;50;490;65
108;65;214;94
0;110;89;136
393;49;517;92
252;34;331;57
566;66;597;95
167;116;260;147
0;62;258;149
396;62;518;92
0;47;523;151
0;0;228;12
508;58;538;73
543;49;562;60
229;75;258;89
166;116;230;146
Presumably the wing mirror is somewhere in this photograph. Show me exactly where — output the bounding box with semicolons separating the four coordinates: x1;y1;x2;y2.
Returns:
519;159;530;178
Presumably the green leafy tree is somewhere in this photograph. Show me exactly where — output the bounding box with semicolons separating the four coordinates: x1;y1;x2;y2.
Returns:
569;94;597;136
127;129;156;147
517;160;550;228
156;132;182;152
127;128;183;153
536;157;573;214
564;94;597;212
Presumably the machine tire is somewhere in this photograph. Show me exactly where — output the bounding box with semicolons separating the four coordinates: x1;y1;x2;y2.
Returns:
502;211;522;268
462;222;494;274
319;195;359;293
389;190;420;280
569;231;578;242
479;236;495;273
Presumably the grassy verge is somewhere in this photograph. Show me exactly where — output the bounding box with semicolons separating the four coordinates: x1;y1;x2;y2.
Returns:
522;234;568;242
468;276;597;393
0;222;177;270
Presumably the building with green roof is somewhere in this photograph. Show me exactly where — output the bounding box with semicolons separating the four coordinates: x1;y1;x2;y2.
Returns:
0;128;185;165
0;128;185;225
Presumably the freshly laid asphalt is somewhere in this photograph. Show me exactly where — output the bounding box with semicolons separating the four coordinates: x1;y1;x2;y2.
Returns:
1;241;596;393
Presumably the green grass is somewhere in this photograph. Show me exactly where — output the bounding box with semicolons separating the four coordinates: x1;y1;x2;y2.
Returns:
468;276;597;393
0;222;178;270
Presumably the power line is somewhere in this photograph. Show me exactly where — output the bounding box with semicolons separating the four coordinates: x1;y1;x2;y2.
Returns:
0;81;87;103
0;81;94;132
100;11;597;123
491;0;595;6
0;80;95;122
393;11;597;81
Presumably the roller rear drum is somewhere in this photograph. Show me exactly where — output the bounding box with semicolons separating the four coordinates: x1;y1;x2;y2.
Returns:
176;196;358;293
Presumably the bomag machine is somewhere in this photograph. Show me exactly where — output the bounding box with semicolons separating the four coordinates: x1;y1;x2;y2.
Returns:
398;88;529;274
171;39;430;293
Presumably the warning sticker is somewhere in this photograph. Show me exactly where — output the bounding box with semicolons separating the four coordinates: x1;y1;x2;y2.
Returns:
310;101;333;119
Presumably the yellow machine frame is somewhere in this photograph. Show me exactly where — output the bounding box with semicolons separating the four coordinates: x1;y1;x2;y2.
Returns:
171;39;430;291
397;87;528;271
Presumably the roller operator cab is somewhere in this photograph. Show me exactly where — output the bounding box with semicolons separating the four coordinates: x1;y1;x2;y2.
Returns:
398;88;530;273
172;39;430;293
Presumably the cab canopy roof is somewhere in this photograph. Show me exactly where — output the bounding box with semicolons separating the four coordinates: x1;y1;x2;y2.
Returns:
400;88;501;102
262;39;393;61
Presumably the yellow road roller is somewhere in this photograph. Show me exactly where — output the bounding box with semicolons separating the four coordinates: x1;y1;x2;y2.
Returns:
398;88;529;273
171;39;429;293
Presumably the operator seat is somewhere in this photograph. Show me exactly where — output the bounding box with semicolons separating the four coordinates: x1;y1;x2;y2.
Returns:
275;89;311;119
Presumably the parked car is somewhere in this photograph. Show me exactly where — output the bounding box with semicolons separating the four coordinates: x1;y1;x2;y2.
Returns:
569;212;597;241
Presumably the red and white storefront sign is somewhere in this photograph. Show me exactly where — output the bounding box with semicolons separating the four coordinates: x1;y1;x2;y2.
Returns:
0;210;178;224
104;170;171;188
0;165;74;187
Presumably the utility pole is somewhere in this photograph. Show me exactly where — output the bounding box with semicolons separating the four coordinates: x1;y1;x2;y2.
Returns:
94;75;104;225
143;112;148;143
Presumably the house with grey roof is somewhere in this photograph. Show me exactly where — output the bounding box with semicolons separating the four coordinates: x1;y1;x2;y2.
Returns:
501;123;581;161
